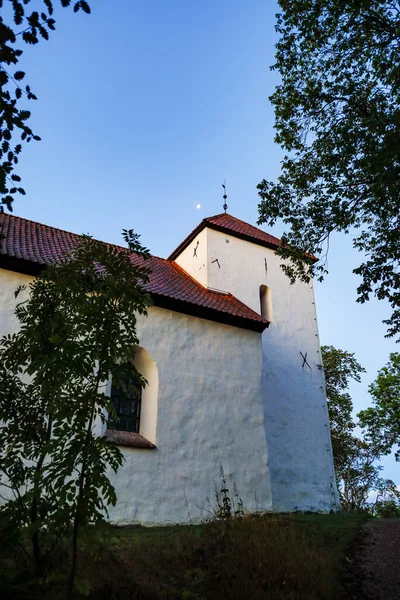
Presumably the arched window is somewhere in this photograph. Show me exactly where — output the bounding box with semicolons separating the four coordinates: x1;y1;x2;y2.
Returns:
108;371;142;433
107;347;158;444
259;285;273;322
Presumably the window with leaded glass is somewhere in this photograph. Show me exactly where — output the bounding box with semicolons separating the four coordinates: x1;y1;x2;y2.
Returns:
108;375;142;433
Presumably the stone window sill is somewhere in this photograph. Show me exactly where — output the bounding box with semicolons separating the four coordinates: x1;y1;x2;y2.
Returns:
104;429;156;449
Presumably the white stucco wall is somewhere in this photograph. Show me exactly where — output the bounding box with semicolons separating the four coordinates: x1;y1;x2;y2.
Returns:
133;346;159;445
261;275;339;512
108;306;271;524
176;229;339;512
207;230;269;310
174;228;208;288
0;268;271;523
0;270;34;505
0;268;32;336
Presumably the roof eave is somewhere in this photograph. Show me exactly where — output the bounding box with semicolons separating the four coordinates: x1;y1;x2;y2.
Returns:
0;254;44;276
150;292;269;333
0;256;268;333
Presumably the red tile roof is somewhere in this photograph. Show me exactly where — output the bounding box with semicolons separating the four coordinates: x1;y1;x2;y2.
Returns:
0;213;268;332
169;213;283;260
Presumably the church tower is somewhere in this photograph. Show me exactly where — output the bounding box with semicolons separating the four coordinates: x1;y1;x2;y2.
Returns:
169;213;340;512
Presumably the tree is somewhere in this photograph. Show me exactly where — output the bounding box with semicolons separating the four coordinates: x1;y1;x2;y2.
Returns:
338;436;379;513
358;352;400;461
0;0;91;213
322;344;399;513
374;499;400;518
371;478;400;517
321;345;365;477
339;440;400;513
0;230;152;592
258;1;400;340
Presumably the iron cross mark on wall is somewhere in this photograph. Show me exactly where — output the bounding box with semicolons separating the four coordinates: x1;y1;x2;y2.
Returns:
300;351;312;370
193;240;199;257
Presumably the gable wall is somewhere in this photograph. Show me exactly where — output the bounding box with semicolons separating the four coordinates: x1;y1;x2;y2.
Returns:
174;228;208;287
207;229;267;309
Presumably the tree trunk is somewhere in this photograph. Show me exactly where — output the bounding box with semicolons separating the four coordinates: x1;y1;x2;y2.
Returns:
68;370;103;598
30;414;53;576
30;497;42;577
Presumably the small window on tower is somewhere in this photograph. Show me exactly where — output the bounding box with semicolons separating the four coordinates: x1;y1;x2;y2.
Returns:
259;285;273;322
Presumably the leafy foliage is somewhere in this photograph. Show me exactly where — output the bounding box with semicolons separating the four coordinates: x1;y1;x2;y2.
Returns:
374;499;400;518
258;1;400;339
322;345;365;478
370;477;400;517
0;0;91;212
358;352;400;461
0;229;152;590
212;466;244;521
336;437;399;513
322;344;399;513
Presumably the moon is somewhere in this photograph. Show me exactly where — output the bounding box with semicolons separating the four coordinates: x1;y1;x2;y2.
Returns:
196;204;201;209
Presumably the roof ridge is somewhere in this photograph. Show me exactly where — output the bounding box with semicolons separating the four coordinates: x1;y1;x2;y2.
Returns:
1;212;81;239
168;212;283;260
208;212;281;238
0;212;169;264
204;212;226;220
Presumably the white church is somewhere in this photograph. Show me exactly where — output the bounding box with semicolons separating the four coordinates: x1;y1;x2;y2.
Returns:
0;210;340;524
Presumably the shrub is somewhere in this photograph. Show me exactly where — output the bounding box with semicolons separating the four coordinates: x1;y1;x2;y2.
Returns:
375;500;400;519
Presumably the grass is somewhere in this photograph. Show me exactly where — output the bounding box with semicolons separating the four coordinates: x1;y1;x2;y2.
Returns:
0;513;366;599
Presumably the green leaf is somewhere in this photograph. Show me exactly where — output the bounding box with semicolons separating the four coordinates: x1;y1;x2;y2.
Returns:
74;577;92;596
0;227;149;564
80;1;91;14
257;0;400;341
44;0;54;16
19;110;30;121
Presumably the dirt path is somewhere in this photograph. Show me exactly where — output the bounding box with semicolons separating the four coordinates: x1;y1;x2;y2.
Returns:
345;519;400;599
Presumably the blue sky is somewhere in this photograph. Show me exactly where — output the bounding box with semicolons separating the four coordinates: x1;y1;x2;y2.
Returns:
9;0;398;479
